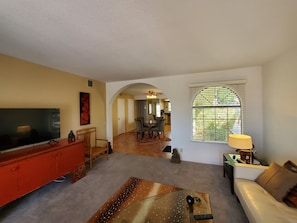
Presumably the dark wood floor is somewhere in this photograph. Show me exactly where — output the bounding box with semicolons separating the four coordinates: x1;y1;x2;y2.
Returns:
112;124;172;159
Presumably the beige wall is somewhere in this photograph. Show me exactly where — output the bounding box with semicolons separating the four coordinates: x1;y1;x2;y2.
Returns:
0;54;106;140
107;66;263;165
262;47;297;164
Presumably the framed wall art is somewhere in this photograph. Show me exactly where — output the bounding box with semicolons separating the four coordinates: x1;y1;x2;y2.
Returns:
80;92;90;125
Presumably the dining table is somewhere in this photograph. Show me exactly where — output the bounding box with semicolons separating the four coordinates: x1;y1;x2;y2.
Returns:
143;121;158;138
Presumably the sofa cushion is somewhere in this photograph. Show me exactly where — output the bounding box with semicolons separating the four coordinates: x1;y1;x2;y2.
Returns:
255;162;297;201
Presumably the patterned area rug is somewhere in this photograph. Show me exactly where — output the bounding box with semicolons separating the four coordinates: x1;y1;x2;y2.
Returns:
87;177;212;223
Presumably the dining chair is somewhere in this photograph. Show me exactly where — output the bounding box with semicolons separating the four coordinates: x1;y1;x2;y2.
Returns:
151;118;165;138
135;119;150;139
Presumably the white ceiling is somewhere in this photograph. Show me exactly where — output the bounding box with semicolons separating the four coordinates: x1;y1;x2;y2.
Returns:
1;0;297;83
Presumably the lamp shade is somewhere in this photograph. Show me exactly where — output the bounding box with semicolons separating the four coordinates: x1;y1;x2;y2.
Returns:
228;134;253;150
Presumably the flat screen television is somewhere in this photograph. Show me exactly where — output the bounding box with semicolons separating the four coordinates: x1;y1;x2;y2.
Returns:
0;108;60;153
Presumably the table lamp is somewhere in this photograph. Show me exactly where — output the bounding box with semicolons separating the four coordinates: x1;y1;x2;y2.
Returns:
228;134;253;164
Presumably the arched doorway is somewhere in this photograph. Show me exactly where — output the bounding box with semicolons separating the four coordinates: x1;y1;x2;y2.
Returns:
110;83;171;158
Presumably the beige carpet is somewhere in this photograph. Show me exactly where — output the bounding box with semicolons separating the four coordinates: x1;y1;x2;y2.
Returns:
0;153;248;223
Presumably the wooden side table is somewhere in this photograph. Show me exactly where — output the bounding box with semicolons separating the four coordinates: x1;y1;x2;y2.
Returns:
223;153;239;194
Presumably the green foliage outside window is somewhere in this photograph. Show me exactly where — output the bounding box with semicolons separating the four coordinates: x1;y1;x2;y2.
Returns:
192;86;242;142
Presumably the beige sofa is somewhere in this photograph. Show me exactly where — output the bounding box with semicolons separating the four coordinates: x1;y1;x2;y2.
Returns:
234;163;297;223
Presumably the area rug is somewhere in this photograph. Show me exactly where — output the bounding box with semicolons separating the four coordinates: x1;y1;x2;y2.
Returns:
87;177;212;223
139;136;171;145
162;145;171;153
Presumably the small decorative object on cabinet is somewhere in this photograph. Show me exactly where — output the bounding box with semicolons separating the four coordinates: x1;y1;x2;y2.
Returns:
68;130;76;142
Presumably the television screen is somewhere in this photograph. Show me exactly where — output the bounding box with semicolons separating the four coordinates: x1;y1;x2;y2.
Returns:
0;108;60;152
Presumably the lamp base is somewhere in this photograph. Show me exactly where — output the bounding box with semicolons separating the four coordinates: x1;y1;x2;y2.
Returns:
239;150;252;164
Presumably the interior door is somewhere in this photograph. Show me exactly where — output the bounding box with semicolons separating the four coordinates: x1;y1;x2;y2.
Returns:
117;98;125;135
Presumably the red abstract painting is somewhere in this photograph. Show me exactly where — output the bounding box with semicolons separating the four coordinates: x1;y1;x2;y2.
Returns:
80;92;90;125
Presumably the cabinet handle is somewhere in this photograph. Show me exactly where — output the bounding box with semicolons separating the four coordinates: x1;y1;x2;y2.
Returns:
11;166;18;171
53;152;62;157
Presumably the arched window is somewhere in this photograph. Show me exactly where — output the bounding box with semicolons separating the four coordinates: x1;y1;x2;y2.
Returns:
192;86;242;142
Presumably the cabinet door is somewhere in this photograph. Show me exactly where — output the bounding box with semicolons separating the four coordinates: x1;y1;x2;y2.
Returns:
18;152;56;197
56;143;84;176
0;163;18;206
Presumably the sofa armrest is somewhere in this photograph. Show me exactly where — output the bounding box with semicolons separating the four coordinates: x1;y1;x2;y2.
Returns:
234;163;268;181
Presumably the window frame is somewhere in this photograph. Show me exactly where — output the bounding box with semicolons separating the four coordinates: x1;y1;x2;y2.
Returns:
191;85;243;143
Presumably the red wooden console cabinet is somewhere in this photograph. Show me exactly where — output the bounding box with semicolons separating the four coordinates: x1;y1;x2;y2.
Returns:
0;139;85;207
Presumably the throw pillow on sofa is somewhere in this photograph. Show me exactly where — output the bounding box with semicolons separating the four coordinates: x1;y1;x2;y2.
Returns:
255;162;297;201
283;160;297;173
284;186;297;208
283;160;297;208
